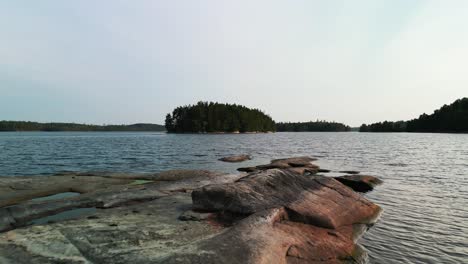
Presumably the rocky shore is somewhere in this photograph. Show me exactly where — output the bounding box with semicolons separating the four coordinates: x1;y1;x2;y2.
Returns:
0;157;382;264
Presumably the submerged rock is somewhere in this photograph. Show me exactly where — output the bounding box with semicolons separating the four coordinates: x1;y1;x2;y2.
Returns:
339;170;360;175
334;175;383;193
219;154;252;162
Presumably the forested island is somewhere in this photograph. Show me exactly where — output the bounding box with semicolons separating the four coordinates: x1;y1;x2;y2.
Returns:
165;102;276;133
276;121;350;132
0;121;165;132
360;98;468;133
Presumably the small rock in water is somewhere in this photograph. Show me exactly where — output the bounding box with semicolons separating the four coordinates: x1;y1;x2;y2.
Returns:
219;154;252;162
334;175;383;193
339;170;360;174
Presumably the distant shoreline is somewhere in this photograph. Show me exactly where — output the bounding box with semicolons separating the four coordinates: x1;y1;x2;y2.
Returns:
0;121;165;132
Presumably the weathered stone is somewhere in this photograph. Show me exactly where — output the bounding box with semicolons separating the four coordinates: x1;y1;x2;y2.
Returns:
334;175;383;193
0;170;243;233
241;156;319;175
178;210;212;221
0;194;224;264
193;169;381;229
0;170;233;208
271;156;318;167
0;158;382;264
219;155;252;162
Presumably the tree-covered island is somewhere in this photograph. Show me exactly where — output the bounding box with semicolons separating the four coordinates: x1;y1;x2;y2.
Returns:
360;98;468;133
165;102;276;133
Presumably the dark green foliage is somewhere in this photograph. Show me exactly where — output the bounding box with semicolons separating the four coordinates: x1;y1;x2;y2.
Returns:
360;98;468;133
276;121;351;132
0;121;165;132
165;101;276;133
359;120;407;132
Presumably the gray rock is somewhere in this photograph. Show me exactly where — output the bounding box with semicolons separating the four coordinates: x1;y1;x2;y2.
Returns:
219;155;251;162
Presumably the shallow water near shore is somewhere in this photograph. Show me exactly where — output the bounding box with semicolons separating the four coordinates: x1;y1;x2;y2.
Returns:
0;131;467;263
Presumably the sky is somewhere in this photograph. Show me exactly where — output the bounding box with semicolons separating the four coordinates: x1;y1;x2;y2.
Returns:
1;1;467;126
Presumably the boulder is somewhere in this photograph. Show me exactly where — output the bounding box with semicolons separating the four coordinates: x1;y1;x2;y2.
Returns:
193;169;381;229
334;175;383;193
219;155;251;162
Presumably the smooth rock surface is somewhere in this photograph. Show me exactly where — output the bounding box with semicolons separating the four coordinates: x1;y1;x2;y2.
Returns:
193;169;381;229
219;155;252;162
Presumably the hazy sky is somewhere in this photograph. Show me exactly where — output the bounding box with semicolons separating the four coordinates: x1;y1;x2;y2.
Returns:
1;1;467;126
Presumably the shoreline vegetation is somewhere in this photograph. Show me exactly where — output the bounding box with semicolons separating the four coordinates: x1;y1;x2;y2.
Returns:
3;98;466;133
0;121;165;132
165;101;350;133
360;98;468;133
276;121;350;132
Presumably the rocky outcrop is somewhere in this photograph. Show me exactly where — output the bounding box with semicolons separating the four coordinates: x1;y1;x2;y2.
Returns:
193;169;381;229
190;170;381;263
238;156;319;175
334;175;383;193
219;155;252;162
0;170;242;232
0;157;382;264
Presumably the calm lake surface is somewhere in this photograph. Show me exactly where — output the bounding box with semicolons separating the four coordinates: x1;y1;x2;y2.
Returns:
0;132;467;263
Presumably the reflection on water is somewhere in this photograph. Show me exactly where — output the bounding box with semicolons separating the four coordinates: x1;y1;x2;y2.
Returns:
1;131;467;263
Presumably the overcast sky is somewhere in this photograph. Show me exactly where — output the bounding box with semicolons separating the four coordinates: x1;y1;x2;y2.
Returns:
1;1;467;126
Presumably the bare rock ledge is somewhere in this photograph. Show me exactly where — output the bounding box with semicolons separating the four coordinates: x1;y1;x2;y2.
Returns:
0;157;382;264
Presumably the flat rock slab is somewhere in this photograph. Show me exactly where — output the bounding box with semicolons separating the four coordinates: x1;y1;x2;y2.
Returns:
0;170;233;208
0;194;224;264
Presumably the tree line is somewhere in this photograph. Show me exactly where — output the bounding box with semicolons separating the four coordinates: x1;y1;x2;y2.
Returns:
0;121;165;132
360;98;468;133
165;101;276;133
276;121;351;132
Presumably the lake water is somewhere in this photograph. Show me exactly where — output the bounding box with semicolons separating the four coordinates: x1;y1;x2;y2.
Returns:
0;132;467;263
